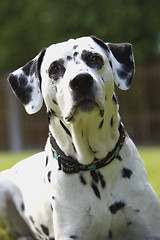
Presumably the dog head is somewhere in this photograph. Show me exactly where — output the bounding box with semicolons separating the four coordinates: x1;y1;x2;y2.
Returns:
8;36;135;124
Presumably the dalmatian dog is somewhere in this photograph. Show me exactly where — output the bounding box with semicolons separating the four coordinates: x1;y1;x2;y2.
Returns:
0;36;160;240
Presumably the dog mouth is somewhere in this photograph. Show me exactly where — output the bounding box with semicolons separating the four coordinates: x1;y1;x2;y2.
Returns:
64;98;104;123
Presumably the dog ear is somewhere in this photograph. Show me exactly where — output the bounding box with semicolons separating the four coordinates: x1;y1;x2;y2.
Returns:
8;48;46;114
107;43;135;90
91;36;135;90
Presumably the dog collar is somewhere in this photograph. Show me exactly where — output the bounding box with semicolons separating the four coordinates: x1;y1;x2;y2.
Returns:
50;122;126;174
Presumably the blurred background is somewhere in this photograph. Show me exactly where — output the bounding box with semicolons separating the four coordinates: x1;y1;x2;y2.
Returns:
0;0;160;151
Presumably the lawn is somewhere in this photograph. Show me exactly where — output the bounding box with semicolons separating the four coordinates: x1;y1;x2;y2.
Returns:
138;146;160;198
0;146;160;239
0;151;38;172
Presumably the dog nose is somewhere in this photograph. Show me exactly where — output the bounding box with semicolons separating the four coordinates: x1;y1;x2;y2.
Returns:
70;73;93;93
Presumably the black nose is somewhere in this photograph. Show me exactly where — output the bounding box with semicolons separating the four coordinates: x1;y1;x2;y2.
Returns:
70;73;93;94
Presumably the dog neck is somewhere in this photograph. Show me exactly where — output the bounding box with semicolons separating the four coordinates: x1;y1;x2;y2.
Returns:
48;94;120;165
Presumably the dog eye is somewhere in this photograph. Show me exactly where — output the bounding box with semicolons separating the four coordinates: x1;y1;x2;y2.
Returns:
91;55;103;65
49;63;61;76
48;60;66;80
82;51;104;70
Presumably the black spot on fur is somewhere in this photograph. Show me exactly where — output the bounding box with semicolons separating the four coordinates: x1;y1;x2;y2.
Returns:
72;143;77;153
90;170;99;183
8;74;32;105
21;202;25;211
110;116;113;127
47;111;51;123
122;168;133;179
73;45;78;49
9;48;45;101
73;52;79;57
49;238;55;240
60;120;71;137
100;109;104;117
37;48;46;86
91;36;109;52
88;45;94;50
45;156;49;167
91;182;101;199
99;119;104;129
47;171;52;183
22;60;34;76
50;109;57;117
109;201;126;214
52;196;55;200
29;216;34;224
35;227;42;235
98;171;106;188
51;204;53;212
117;69;129;82
112;94;118;105
107;43;134;87
108;43;133;66
41;224;49;236
79;173;87;185
37;234;43;239
108;229;113;239
52;99;58;105
70;235;79;239
67;56;72;60
116;155;122;161
109;60;113;69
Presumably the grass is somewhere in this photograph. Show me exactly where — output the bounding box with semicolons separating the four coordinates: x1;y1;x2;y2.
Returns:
138;146;160;198
0;220;13;240
0;151;38;171
0;146;160;239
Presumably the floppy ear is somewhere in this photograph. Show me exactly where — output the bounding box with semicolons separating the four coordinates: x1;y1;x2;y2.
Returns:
107;43;135;90
8;48;46;114
92;36;135;90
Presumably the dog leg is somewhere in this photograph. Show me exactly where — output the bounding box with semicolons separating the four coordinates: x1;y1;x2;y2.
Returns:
0;177;34;239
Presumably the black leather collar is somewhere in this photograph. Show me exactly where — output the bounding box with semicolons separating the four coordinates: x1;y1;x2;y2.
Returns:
50;122;126;174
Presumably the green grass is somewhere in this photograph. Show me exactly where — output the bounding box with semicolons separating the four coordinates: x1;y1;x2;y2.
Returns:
138;146;160;198
0;220;13;240
0;147;160;240
0;151;38;171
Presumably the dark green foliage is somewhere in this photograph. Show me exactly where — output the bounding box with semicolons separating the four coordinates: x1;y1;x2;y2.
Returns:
0;0;160;72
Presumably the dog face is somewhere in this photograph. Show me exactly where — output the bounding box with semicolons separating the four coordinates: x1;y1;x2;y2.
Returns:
8;36;135;124
41;37;116;123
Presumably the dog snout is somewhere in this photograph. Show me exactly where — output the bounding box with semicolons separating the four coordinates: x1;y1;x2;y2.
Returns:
70;73;93;94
